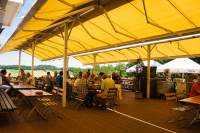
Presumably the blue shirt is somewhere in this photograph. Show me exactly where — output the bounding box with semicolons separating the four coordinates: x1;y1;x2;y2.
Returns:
55;75;63;88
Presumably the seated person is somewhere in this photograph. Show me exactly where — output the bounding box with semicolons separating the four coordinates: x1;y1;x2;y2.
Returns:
75;73;88;98
189;76;200;97
97;74;115;98
74;72;82;88
112;73;122;100
7;73;12;81
55;71;72;97
17;68;26;83
26;72;32;85
0;69;13;93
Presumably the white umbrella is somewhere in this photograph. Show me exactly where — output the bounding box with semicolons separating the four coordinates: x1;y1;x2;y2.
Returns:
126;60;162;72
157;58;200;73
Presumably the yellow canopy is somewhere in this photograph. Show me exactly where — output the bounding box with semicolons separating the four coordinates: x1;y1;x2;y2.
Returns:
1;0;200;63
0;0;92;53
75;38;200;64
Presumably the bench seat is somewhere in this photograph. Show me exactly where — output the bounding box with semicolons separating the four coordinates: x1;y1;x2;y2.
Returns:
0;90;17;112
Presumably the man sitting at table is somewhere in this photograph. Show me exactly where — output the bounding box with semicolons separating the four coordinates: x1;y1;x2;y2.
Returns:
74;72;82;88
17;68;26;83
97;74;115;98
0;69;13;94
189;75;200;97
26;72;33;85
75;73;88;98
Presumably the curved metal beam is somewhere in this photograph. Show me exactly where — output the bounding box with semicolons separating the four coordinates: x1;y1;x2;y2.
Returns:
78;19;112;45
33;16;54;22
166;0;197;27
46;39;74;53
127;49;140;58
88;20;122;42
176;41;191;56
40;42;63;54
128;48;142;58
35;45;57;56
69;39;88;50
142;0;173;33
115;50;129;61
26;48;50;59
57;0;76;8
155;45;168;57
102;7;138;40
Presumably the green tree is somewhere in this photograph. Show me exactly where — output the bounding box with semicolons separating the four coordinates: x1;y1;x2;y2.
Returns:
115;63;127;77
126;61;137;69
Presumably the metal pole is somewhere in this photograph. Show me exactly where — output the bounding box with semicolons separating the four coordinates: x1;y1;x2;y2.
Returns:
63;23;68;107
147;45;151;99
93;54;96;74
18;50;21;73
31;43;35;78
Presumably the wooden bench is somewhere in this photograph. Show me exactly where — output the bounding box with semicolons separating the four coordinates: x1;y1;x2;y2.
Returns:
52;87;63;96
0;90;17;112
164;92;177;100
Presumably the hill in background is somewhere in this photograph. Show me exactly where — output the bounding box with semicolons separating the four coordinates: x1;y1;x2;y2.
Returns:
0;65;60;70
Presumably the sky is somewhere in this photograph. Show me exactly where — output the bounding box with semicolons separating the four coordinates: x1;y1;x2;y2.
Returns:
0;0;86;68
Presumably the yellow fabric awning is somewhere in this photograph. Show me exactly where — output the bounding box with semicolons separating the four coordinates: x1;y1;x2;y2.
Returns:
0;0;92;53
75;38;200;64
1;0;200;63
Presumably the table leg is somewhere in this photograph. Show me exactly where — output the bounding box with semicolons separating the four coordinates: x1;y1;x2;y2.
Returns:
27;105;37;119
190;108;200;125
26;103;48;120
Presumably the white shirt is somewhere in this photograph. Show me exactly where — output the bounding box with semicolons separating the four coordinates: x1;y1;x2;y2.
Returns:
0;76;2;85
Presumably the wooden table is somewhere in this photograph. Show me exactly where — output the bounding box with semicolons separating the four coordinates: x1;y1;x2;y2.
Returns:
12;84;36;90
18;89;52;119
180;96;200;105
180;96;200;125
18;90;52;97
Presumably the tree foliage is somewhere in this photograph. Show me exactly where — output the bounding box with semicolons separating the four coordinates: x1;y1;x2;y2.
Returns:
0;65;59;70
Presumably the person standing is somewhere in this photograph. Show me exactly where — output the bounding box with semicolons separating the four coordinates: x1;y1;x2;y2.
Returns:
0;69;13;94
189;75;200;97
45;72;53;92
55;71;63;88
52;71;57;85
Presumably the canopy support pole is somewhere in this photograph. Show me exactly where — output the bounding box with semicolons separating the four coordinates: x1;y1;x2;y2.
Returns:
62;19;75;107
147;45;151;99
31;43;35;78
18;50;22;73
93;54;97;74
63;23;69;107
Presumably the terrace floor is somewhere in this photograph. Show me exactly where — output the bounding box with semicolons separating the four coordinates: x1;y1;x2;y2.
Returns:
0;91;200;133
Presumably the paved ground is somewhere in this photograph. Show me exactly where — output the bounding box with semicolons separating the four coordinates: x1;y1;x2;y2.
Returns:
0;91;199;133
115;91;200;133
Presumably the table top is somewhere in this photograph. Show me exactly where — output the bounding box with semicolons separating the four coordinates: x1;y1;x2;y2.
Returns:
12;84;36;89
180;96;200;105
18;89;52;97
